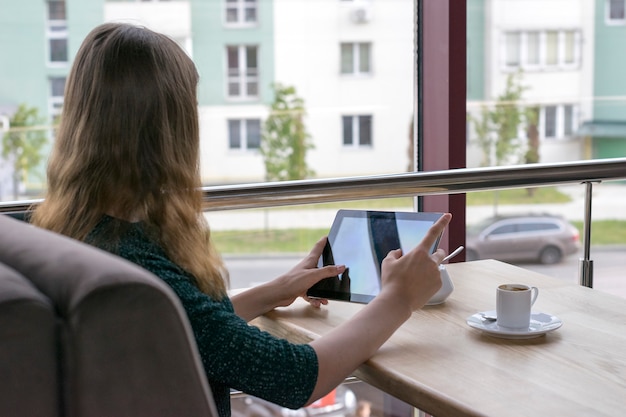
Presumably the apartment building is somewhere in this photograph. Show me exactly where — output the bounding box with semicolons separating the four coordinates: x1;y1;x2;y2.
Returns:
466;0;594;167
0;0;415;196
2;0;625;197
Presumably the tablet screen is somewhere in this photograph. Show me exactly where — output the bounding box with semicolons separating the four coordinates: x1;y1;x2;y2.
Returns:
306;210;444;303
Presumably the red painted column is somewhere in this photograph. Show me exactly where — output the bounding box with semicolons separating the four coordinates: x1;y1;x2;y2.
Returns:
419;0;467;261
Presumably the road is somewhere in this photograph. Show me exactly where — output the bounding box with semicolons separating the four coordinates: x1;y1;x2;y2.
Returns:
223;246;626;300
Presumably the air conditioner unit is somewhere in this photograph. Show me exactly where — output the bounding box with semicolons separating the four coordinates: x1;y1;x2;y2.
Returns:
351;4;371;23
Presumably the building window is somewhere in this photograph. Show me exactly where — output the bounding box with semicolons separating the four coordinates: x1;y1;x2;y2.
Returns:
227;46;259;99
46;1;68;65
502;29;581;70
504;32;520;67
563;105;574;136
525;31;540;66
545;31;559;66
49;77;66;137
225;0;258;25
340;43;371;75
544;106;557;138
563;31;576;64
541;104;577;140
228;119;261;150
342;115;372;147
607;0;626;22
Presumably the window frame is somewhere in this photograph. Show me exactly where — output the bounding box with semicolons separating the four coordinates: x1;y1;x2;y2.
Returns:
606;0;626;25
224;0;258;27
340;42;372;76
46;0;68;67
541;104;578;141
342;115;373;148
501;29;582;71
228;118;262;151
225;45;259;100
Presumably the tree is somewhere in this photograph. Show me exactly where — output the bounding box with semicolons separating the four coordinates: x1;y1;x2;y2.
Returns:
1;104;48;199
469;72;534;212
470;71;529;168
261;83;315;181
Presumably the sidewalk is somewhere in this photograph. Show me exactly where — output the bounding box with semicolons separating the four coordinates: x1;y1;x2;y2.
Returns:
467;183;626;224
205;183;626;231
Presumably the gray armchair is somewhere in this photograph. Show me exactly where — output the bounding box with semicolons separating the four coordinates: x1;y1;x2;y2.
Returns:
0;214;218;417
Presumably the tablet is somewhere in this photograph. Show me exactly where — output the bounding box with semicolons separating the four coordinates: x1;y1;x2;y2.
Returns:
306;209;444;304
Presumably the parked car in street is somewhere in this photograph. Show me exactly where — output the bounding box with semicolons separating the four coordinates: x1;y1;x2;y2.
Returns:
466;214;580;264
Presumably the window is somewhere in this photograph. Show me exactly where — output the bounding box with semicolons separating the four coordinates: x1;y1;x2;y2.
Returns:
502;29;581;70
504;32;520;67
607;0;626;22
518;222;559;233
544;106;557;138
227;46;259;98
563;31;575;64
49;77;66;137
342;115;372;147
340;43;371;75
563;105;573;136
225;0;258;25
228;119;261;150
526;32;540;66
489;224;517;236
49;77;65;103
545;31;558;66
46;1;68;65
541;104;577;140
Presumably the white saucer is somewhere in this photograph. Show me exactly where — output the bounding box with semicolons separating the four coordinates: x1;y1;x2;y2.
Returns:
466;310;563;339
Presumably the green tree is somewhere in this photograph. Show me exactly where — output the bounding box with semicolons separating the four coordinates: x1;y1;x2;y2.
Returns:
469;72;534;212
470;71;529;167
261;83;315;181
1;104;48;199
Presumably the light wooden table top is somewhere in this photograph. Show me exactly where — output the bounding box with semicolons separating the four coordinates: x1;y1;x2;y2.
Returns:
251;259;626;417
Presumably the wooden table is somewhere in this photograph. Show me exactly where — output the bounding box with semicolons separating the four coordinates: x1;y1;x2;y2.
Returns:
251;260;626;417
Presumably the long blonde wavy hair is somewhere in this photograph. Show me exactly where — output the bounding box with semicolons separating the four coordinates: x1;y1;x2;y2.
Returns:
31;23;227;299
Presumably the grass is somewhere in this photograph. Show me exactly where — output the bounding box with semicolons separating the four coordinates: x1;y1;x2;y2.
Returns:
212;228;327;254
571;220;626;246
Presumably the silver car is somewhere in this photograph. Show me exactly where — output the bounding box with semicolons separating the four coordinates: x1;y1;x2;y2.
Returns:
466;214;581;264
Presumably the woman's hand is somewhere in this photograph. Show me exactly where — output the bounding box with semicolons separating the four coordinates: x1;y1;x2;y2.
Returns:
270;237;346;309
231;236;345;321
377;213;450;311
308;213;452;404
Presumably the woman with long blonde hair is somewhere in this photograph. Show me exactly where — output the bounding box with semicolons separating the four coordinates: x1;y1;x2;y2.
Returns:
33;23;450;417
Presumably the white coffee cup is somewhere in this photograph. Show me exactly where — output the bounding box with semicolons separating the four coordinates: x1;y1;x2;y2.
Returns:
496;284;539;329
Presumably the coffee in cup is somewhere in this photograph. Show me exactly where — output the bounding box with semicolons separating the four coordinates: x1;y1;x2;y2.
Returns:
496;284;539;329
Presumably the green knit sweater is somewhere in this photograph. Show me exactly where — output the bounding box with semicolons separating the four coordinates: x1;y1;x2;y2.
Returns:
87;216;318;417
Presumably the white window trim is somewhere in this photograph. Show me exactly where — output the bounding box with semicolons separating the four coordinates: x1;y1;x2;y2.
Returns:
340;42;372;76
342;115;373;148
223;0;258;27
225;45;259;101
46;19;68;67
501;29;582;72
540;104;579;141
228;118;261;152
605;0;626;26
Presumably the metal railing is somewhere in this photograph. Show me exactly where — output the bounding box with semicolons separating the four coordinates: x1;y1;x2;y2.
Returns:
2;157;626;286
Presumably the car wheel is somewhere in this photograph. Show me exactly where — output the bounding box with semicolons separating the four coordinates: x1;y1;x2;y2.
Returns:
466;249;479;261
539;246;562;265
